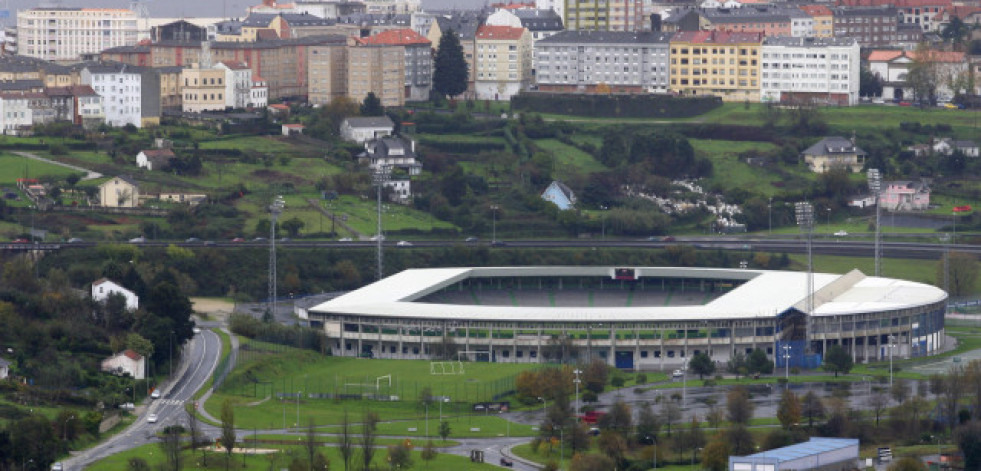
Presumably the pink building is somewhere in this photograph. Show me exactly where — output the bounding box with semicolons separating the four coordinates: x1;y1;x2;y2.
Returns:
880;180;930;211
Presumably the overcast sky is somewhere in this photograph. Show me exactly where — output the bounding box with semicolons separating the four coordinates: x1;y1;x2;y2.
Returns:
6;0;478;20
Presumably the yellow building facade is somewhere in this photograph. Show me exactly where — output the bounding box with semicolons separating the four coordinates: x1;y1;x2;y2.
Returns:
669;31;763;102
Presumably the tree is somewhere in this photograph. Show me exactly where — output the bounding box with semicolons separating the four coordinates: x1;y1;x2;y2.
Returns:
128;457;151;471
281;217;305;238
569;453;615;471
597;430;628;466
635;402;661;445
702;436;730;471
598;399;631;434
305;418;319;469
957;421;981;471
727;425;756;455
937;251;979;297
942;365;966;430
867;389;890;426
860;67;884;97
360;92;384;116
661;401;682;436
387;442;413;469
891;378;911;405
339;411;354;471
221;400;237;471
583;359;609;394
433;29;468;98
186;402;206;466
361;411;379;470
421;440;437;469
822;345;853;377
801;391;825;427
727;351;748;378
888;457;927;471
159;425;183;471
727;386;755;425
438;420;451;442
689;352;715;379
777;389;801;429
747;349;773;375
907;42;940;105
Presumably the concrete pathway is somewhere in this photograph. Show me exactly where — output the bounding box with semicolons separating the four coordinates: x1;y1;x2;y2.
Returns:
13;151;103;181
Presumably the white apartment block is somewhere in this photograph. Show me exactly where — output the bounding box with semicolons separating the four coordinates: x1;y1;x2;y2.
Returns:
534;30;672;93
17;8;139;62
761;36;860;106
475;26;533;101
0;94;34;135
80;64;143;128
251;76;269;108
217;61;253;109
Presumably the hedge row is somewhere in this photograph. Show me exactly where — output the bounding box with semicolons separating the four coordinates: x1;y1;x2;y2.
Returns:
511;92;722;118
416;136;507;153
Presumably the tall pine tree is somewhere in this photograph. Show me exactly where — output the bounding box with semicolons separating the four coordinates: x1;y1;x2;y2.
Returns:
433;28;468;98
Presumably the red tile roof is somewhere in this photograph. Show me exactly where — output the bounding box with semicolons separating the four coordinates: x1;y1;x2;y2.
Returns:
491;2;536;9
362;28;431;46
868;49;965;63
123;349;142;361
670;30;763;44
219;60;251;70
867;50;904;61
140;149;176;158
836;0;950;8
799;5;833;16
476;25;527;41
934;5;981;21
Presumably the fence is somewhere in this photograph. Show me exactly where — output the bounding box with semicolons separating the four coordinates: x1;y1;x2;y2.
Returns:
211;339;239;391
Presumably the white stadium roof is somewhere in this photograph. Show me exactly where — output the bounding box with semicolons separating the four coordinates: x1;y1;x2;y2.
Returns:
310;267;947;323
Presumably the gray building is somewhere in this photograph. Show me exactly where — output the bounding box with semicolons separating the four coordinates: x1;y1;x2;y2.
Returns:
534;30;672;93
832;6;898;47
729;438;859;471
513;9;564;40
361;28;432;101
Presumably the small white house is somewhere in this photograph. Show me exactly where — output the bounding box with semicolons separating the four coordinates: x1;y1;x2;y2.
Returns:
282;123;305;136
100;349;145;380
340;116;395;144
92;278;139;311
136;149;176;171
541;180;576;210
0;357;9;380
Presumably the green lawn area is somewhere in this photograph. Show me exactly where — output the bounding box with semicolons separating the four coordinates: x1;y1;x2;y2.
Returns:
197;135;315;155
204;344;538;430
0;152;78;187
689;139;801;198
788;254;941;288
533;139;606;178
86;441;503;471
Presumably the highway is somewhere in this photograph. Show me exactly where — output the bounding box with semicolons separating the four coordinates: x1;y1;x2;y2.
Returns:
62;329;222;471
6;235;977;261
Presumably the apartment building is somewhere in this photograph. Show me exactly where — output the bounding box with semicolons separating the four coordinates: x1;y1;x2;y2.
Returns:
799;5;834;37
17;8;139;62
0;93;39;134
361;29;433;101
669;31;763;101
156;66;183;111
700;7;806;37
534;30;672;93
216;61;254;109
428;14;483;96
831;6;898;47
563;0;644;31
218;13;340;41
249;0;367;19
347;43;406;106
79;63;143;127
836;0;950;31
181;64;226;112
307;41;349;105
474;25;532;101
760;36;860;106
251;75;270;107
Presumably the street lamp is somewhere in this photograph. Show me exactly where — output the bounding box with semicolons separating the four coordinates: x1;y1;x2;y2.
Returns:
888;335;897;388
692;447;702;468
782;344;792;387
537;396;547;417
646;436;657;469
682;358;689;411
169;330;175;379
268;195;285;318
296;390;301;428
768;197;772;236
63;415;76;441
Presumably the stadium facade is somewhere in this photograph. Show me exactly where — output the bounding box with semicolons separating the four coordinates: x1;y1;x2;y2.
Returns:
307;267;947;370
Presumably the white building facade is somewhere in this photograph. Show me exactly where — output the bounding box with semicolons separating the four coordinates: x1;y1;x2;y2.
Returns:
534;30;672;93
91;278;139;311
0;94;34;134
81;65;143;127
17;8;139;62
760;36;861;106
217;61;254;109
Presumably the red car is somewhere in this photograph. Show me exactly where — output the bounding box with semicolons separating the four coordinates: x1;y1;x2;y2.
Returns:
11;238;28;243
231;237;245;242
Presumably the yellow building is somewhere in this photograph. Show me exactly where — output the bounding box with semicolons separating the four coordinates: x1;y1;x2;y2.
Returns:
181;64;227;112
307;41;350;106
474;25;532;101
669;31;763;102
799;5;834;38
347;42;405;107
99;176;141;208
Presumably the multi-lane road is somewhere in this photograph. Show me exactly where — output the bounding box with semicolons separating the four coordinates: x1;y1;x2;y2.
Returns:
62;329;222;471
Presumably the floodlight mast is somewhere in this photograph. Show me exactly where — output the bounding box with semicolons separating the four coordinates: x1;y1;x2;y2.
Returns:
373;166;392;281
795;202;814;355
867;169;882;277
268;196;285;317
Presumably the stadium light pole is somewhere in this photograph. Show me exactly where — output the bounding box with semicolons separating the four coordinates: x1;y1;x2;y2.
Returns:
795;202;815;356
268;195;285;319
373;165;392;281
867;169;881;276
490;205;500;244
573;369;582;415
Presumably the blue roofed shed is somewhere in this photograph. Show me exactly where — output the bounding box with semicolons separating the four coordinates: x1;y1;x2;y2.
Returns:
728;438;859;471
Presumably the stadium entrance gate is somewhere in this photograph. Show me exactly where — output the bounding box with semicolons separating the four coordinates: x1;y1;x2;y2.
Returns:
615;351;634;369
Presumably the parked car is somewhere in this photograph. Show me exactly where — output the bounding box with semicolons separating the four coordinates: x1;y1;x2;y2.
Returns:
672;369;684;378
51;463;63;471
499;458;514;467
151;390;161;399
147;413;158;423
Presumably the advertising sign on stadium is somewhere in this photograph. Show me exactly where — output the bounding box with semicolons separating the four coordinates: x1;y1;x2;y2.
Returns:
613;268;636;280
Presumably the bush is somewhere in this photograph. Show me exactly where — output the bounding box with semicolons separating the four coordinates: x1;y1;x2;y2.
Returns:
636;373;647;384
511;92;722;119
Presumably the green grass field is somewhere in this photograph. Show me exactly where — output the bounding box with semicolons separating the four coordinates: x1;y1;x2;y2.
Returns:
86;442;504;471
533;139;607;178
0;152;78;188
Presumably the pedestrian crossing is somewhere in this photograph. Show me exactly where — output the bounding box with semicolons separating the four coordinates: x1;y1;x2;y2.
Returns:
157;399;185;406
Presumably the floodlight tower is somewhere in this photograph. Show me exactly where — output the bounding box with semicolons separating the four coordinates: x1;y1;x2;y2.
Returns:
373;165;392;281
795;202;815;355
867;169;882;276
268;196;285;318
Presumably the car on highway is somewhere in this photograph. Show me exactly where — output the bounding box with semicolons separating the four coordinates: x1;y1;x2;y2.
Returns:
51;463;63;471
185;237;201;243
231;237;245;243
338;237;353;242
834;230;848;237
465;236;479;243
253;237;267;242
67;237;84;243
490;240;507;247
151;390;161;399
396;240;413;247
129;236;146;243
193;327;202;334
12;238;28;243
369;235;386;241
147;413;158;423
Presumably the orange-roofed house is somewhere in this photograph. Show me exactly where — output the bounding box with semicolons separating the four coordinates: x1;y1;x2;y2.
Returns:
101;349;145;379
670;31;764;101
474;25;532;101
799;5;834;37
933;6;981;32
362;29;433;101
868;49;967;102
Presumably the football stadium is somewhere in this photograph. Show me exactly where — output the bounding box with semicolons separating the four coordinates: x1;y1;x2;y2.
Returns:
307;267;947;370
